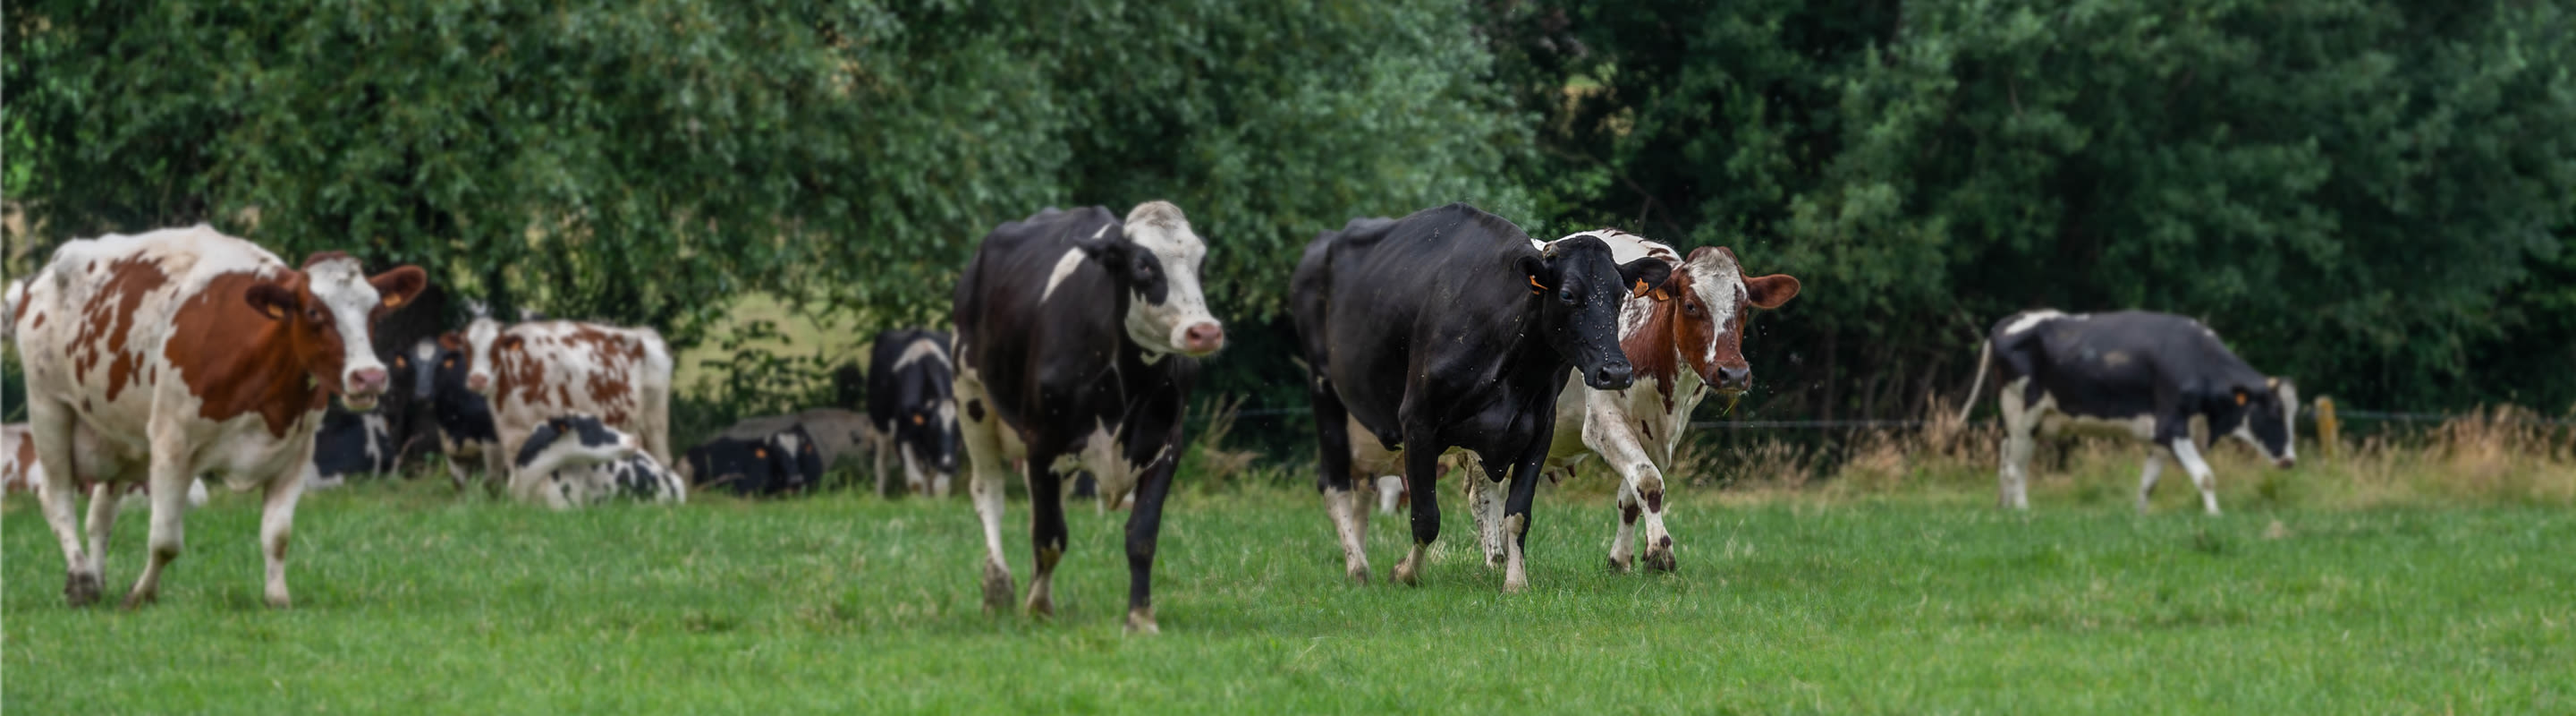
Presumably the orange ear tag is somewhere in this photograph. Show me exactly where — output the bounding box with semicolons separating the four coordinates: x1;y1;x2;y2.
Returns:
1529;277;1546;295
1651;288;1671;302
2235;392;2249;405
755;448;768;459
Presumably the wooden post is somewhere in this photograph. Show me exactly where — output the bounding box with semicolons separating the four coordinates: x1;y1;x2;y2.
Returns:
2314;396;2340;460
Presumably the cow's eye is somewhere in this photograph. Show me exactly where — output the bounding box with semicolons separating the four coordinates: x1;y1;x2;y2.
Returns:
1557;286;1577;304
1683;302;1701;316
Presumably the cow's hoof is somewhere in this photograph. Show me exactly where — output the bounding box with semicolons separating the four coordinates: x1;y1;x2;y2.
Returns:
1344;562;1370;585
1606;553;1634;573
1502;575;1528;594
1642;549;1677;574
1484;551;1507;569
119;588;157;611
1125;608;1159;635
1392;558;1421;586
1026;592;1055;618
266;588;293;609
64;572;102;608
980;562;1016;614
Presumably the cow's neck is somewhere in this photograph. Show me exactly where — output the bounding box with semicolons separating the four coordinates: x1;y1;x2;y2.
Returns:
186;320;331;438
1618;294;1682;404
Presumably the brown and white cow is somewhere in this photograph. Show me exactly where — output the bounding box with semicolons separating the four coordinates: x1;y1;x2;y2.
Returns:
1361;230;1798;573
4;422;211;508
458;318;674;497
12;225;425;608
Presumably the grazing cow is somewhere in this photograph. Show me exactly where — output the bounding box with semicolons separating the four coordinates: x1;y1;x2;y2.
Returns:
4;423;209;507
13;225;425;608
1292;207;1668;591
682;425;826;497
953;201;1224;634
1960;310;2298;514
511;414;686;508
459;318;674;498
717;408;871;476
866;328;961;498
428;331;504;488
307;407;399;488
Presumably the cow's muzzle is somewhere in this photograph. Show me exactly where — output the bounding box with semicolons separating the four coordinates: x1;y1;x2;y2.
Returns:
465;373;490;394
1585;361;1636;390
1180;321;1225;356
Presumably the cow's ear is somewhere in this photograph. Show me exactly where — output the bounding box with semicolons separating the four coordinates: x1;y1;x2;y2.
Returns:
369;266;428;311
1617;258;1672;299
1745;274;1801;310
497;335;524;353
1519;255;1552;295
437;331;464;351
244;281;300;321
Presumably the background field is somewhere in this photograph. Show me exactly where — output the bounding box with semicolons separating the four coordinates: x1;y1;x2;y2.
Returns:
7;451;2569;713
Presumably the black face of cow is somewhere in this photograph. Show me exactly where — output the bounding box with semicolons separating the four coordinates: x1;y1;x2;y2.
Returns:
2230;378;2300;468
400;337;440;400
1521;235;1672;390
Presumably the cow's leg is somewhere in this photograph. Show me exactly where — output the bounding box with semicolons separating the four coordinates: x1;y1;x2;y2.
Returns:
2137;448;2170;514
2168;438;2222;515
1309;383;1370;584
1996;381;2038;509
1122;441;1181;635
1020;440;1072;618
1462;461;1506;567
121;431;198;609
871;430;896;499
256;464;312;608
1609;479;1642;571
82;482;120;578
1585;399;1675;573
953;374;1017;613
1498;439;1550;594
28;401;99;607
1390;429;1445;587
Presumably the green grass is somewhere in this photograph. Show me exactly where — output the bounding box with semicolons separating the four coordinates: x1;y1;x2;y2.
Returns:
5;475;2571;713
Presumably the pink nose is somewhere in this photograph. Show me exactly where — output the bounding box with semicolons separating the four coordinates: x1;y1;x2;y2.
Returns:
348;368;389;395
1183;322;1225;354
465;374;489;393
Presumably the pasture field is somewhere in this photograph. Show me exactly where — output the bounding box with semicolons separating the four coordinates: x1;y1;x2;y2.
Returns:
6;463;2570;714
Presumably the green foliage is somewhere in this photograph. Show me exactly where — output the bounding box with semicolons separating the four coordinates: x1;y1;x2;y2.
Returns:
6;483;2572;711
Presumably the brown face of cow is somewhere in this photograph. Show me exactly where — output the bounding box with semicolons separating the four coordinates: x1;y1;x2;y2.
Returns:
1673;247;1801;396
241;258;428;412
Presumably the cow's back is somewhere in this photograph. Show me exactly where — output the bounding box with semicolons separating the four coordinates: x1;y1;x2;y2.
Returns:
487;321;674;463
16;226;294;439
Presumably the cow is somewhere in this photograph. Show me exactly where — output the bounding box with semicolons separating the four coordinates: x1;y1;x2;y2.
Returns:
952;201;1224;634
866;328;961;498
4;423;210;508
717;408;870;476
364;285;452;467
428;331;504;488
306;407;399;488
682;425;826;497
1293;206;1670;592
510;414;686;508
13;225;425;608
1959;310;2298;514
458;318;674;499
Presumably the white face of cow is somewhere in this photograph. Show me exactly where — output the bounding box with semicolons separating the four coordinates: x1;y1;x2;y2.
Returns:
462;317;504;396
1115;201;1224;357
2229;378;2300;468
301;257;400;411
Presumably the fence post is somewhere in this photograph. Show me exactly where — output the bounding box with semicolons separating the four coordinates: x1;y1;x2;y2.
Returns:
2314;396;2339;460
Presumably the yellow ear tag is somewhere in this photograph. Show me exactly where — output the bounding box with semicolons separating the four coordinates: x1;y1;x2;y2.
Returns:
1528;277;1546;295
264;303;288;320
2236;392;2249;405
911;414;926;425
755;448;768;459
1650;288;1671;302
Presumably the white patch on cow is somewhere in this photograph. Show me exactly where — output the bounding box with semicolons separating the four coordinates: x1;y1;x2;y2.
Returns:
301;257;392;401
1038;247;1087;303
462;318;504;395
360;413;391;470
1121;201;1222;356
2002;310;2066;336
1052;421;1158;507
890;337;949;371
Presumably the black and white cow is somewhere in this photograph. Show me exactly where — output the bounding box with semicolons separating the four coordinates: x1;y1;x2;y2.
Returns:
1292;205;1669;591
1961;310;2298;514
717;408;871;475
866;328;961;498
430;331;504;488
953;201;1223;634
307;407;400;488
682;425;826;497
511;414;686;508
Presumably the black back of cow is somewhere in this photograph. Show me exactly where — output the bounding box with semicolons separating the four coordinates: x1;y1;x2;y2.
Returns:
685;425;822;497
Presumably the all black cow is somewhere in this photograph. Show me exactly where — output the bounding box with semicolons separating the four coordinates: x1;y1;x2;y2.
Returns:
866;328;962;498
1292;205;1669;591
309;407;399;487
1961;310;2298;513
952;201;1224;634
682;425;826;498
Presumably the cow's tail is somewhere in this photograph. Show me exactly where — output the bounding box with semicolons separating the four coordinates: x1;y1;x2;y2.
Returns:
1957;337;1993;424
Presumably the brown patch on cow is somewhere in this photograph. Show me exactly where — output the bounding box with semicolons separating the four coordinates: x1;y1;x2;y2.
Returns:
71;257;173;396
1621;279;1682;403
566;328;645;425
28;311;42;329
1621;501;1641;525
1645;489;1665;513
9;431;35;491
165;270;337;438
1640;422;1655;442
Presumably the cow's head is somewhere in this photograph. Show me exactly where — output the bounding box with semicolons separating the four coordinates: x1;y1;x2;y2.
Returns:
1074;201;1225;357
395;337;441;400
774;428;826;494
460;318;505;396
2223;377;2299;468
1523;234;1671;390
513;414;640;478
242;253;428;412
1661;247;1801;396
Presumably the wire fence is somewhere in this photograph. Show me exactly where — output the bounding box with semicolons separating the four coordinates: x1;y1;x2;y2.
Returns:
1195;405;2576;429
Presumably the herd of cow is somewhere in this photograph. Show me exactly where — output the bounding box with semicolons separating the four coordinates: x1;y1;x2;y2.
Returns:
2;200;2301;634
